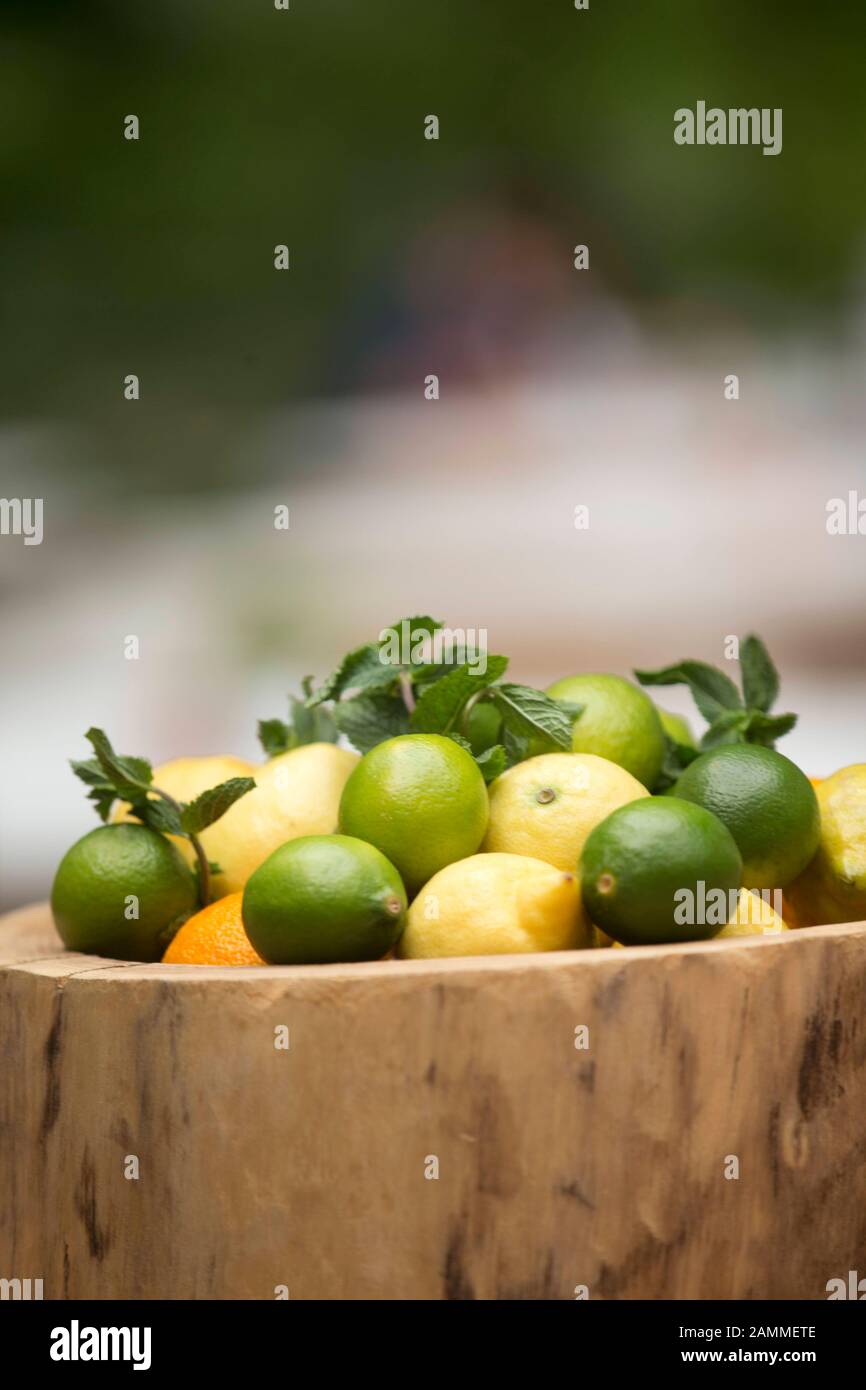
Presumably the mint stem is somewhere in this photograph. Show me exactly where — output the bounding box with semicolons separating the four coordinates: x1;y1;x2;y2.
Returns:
153;784;211;907
398;672;416;714
458;688;490;736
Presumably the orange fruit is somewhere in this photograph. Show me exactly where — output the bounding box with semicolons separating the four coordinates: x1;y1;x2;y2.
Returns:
162;893;265;966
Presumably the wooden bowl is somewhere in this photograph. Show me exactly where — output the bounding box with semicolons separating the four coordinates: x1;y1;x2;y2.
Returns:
1;902;865;1300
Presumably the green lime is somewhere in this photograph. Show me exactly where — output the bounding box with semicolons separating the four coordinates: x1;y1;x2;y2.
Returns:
581;797;742;945
339;733;489;894
464;701;502;757
673;745;820;890
242;834;407;964
546;673;665;788
657;707;696;750
51;823;198;961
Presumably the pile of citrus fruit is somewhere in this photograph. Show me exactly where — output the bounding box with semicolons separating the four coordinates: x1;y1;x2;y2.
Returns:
49;624;866;965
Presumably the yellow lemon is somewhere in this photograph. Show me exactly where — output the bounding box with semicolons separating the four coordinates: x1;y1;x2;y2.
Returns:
785;764;866;926
398;852;591;958
483;752;649;872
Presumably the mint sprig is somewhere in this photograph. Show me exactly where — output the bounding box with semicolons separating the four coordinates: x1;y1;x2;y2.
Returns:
634;661;741;724
308;642;401;706
71;727;255;905
308;616;444;706
290;617;580;780
635;634;797;755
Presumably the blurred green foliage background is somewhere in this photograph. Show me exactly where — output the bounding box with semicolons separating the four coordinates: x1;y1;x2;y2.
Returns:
3;0;866;494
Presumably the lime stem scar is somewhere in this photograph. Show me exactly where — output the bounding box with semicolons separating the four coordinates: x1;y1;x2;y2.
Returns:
536;787;556;804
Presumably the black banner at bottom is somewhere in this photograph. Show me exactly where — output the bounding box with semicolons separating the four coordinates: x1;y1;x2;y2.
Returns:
1;1297;861;1374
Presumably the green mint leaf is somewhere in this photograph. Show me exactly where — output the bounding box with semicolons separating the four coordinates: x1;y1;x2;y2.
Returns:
290;697;316;744
446;730;506;782
743;710;797;747
311;618;449;707
87;786;118;822
74;729;153;819
258;718;293;758
396;618;487;683
128;794;184;835
555;698;585;723
410;656;508;735
476;743;507;783
446;732;473;753
700;709;752;749
70;757;111;789
309;618;497;717
70;759;117;821
308;643;398;706
333;693;411;753
260;691;340;758
492;683;575;753
85;727;153;800
180;777;256;835
312;708;340;743
635;662;742;724
290;692;338;745
739;635;780;714
370;615;447;687
380;615;443;653
501;722;530;767
411;658;483;690
410;636;491;689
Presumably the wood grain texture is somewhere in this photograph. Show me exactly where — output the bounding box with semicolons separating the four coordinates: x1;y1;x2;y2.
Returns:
1;902;865;1300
